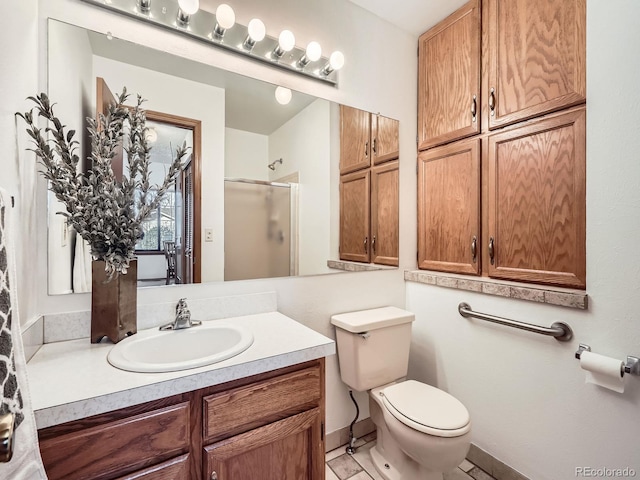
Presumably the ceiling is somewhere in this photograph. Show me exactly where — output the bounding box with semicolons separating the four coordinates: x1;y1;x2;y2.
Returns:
87;31;315;136
348;0;468;36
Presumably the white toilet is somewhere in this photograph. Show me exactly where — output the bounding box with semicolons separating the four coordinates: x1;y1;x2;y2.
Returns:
331;306;471;480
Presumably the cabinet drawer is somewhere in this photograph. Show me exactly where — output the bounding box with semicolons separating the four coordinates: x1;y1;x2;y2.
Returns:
203;366;321;442
115;454;191;480
40;402;190;480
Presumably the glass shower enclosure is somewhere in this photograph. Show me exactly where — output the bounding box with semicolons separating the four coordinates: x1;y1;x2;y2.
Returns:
224;178;298;281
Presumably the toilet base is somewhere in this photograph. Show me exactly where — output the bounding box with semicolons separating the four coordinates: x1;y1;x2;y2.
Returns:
370;444;442;480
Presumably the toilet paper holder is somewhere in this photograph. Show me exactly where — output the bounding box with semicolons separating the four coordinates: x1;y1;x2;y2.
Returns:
575;344;640;376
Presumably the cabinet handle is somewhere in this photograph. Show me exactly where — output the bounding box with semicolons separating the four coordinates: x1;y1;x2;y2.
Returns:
372;235;377;254
471;235;477;263
489;88;496;116
365;141;369;158
488;236;495;265
372;138;377;155
211;472;218;480
471;95;477;122
364;236;368;253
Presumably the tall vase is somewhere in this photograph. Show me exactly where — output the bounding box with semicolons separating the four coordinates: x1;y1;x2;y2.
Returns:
91;259;137;343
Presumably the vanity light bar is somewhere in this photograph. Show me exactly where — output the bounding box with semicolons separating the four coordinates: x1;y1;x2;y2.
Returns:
81;0;342;85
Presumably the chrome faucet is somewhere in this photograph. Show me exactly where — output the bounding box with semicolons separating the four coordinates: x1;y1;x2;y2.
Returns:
159;298;202;330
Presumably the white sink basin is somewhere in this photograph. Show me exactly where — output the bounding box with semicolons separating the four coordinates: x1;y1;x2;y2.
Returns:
107;322;254;373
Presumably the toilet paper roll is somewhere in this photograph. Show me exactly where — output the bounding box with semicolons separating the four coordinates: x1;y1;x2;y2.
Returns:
580;351;625;393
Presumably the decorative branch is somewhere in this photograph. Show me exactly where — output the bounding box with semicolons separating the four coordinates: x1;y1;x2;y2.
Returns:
17;90;187;280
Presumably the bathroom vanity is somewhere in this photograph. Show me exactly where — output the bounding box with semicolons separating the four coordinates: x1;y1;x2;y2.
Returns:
27;311;334;480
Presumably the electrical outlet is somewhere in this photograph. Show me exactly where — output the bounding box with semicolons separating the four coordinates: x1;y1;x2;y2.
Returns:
205;229;214;242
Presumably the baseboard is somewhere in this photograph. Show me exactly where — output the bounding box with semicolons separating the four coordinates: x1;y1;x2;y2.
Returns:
467;444;530;480
326;417;375;452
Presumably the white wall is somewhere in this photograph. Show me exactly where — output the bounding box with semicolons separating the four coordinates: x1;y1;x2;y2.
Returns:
92;56;226;284
224;128;269;181
406;2;640;479
0;0;39;324
28;0;416;437
268;99;332;276
47;20;94;294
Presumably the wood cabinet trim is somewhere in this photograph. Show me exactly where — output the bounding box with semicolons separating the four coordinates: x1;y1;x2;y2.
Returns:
115;454;191;480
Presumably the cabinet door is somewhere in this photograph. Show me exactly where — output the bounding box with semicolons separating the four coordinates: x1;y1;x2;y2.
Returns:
372;114;399;164
115;455;190;480
487;108;586;288
204;408;323;480
371;161;399;266
340;105;371;174
340;170;370;262
418;0;481;151
418;138;481;275
487;0;586;129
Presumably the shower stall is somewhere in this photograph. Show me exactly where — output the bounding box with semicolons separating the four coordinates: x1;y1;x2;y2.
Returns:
224;178;299;281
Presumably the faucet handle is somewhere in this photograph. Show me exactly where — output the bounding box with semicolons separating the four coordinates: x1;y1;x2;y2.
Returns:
176;298;189;313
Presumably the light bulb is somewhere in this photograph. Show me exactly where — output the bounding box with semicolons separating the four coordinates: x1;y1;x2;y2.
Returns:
144;127;158;144
275;86;292;105
178;0;199;15
247;18;266;42
321;50;345;76
177;0;199;24
278;30;295;52
215;4;235;29
306;41;322;62
330;51;345;70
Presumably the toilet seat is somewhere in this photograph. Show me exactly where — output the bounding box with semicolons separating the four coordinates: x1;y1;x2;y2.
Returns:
381;380;471;438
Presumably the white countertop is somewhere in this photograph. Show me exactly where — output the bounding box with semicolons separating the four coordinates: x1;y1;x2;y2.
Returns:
28;312;335;429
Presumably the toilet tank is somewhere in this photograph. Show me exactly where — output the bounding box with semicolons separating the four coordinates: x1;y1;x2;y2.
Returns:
331;306;415;391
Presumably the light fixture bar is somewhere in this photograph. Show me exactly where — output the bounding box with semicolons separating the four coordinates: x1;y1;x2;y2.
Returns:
80;0;339;85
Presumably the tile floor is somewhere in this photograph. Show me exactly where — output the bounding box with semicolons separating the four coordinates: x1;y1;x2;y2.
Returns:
325;433;497;480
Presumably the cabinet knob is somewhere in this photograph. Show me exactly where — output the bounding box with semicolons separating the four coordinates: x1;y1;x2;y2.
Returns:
211;472;218;480
489;88;496;116
364;236;368;253
471;235;477;263
488;236;495;265
471;95;477;122
372;235;377;254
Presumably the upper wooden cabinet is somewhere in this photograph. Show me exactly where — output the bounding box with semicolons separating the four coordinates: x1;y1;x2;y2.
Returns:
418;0;481;150
340;105;371;174
372;114;400;164
418;139;481;275
341;105;399;174
417;0;585;148
487;108;586;288
487;0;586;130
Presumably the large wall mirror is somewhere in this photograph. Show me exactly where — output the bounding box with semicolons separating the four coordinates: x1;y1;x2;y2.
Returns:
47;19;398;295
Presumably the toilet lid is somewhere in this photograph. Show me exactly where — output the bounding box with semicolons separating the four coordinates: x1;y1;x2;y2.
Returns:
381;380;470;438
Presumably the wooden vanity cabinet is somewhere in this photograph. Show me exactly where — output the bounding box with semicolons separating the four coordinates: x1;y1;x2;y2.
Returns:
37;359;326;480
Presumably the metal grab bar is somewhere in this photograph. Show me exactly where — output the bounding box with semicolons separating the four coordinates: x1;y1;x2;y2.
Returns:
458;302;573;342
